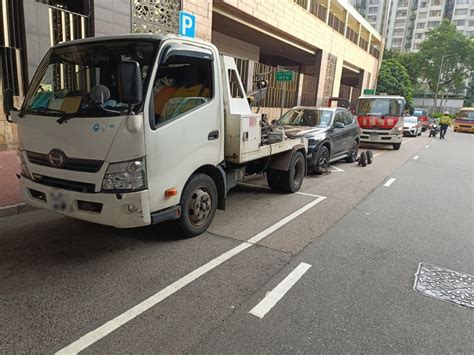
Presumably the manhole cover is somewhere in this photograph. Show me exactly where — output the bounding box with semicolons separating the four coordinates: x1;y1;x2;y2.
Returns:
414;263;473;309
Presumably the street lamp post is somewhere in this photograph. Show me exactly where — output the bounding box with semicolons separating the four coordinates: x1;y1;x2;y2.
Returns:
432;54;457;115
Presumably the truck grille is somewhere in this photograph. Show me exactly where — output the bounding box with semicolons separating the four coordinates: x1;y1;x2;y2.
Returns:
33;175;96;193
26;151;103;173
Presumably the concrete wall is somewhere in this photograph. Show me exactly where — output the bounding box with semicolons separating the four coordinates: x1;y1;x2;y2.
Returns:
94;0;131;37
23;1;51;82
211;31;260;61
183;0;212;41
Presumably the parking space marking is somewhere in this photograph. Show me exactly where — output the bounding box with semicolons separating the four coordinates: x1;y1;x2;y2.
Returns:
55;191;326;355
425;145;430;148
373;151;385;157
330;165;345;172
249;262;312;319
384;178;396;187
413;156;419;160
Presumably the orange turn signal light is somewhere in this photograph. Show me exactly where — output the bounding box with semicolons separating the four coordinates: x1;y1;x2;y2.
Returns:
165;188;177;197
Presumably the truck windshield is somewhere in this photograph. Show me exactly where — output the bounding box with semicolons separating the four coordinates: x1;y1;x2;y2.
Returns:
456;110;474;121
356;98;404;116
413;109;427;116
278;109;333;127
23;40;158;117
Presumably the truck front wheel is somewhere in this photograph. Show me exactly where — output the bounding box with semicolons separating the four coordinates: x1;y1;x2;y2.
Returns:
267;151;305;193
178;174;217;237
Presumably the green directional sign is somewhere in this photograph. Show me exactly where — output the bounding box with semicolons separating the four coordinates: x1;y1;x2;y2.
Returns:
363;89;376;95
275;71;293;81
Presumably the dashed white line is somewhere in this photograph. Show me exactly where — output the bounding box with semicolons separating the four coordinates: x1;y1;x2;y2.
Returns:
384;178;396;187
413;155;419;160
425;145;430;148
249;262;312;319
55;192;326;355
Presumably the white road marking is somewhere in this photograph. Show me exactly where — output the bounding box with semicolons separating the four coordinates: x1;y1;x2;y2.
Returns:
330;164;345;172
384;178;396;187
425;145;429;148
413;155;419;160
238;182;323;199
373;151;384;157
55;193;326;355
249;262;312;319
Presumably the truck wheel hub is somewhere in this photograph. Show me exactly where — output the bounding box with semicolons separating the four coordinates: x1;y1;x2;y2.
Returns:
189;189;211;224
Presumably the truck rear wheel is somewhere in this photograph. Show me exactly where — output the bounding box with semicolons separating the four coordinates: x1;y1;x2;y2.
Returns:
267;151;305;193
178;174;217;237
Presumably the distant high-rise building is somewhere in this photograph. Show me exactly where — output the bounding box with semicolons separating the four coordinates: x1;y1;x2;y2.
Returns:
350;0;474;53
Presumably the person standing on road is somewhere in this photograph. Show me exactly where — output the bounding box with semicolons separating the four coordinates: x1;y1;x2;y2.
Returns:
439;111;451;139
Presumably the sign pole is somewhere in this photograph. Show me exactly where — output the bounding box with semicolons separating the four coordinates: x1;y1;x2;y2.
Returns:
281;80;286;117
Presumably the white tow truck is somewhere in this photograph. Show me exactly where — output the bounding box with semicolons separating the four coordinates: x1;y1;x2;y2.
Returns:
3;34;307;236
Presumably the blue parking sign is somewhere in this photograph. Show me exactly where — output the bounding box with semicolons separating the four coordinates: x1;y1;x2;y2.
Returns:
179;11;196;38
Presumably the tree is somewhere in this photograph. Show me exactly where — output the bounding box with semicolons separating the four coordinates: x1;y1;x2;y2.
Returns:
376;59;413;105
415;20;474;109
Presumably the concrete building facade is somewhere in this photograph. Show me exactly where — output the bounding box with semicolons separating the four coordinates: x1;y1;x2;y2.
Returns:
0;0;382;151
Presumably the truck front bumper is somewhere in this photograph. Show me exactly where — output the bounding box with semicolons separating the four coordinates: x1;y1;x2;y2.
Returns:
20;177;151;228
360;130;402;144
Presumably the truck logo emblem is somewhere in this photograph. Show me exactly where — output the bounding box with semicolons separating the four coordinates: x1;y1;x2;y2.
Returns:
92;123;101;132
48;149;65;168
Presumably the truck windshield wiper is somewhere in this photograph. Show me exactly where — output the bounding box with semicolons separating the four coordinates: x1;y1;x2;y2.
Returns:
18;107;68;118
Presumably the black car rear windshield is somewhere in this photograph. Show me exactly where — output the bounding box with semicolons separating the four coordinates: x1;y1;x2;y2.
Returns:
278;109;332;127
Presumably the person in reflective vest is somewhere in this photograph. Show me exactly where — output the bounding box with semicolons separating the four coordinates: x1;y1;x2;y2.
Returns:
439;111;451;139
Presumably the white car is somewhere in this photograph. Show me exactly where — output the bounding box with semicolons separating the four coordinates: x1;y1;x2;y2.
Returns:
403;116;422;136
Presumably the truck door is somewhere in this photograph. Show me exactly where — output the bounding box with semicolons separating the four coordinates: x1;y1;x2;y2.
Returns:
144;43;223;213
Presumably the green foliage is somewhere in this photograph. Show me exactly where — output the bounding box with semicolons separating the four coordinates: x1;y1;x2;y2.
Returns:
416;20;474;98
377;59;413;105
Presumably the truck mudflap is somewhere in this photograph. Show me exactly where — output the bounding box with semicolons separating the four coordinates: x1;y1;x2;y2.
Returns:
267;144;307;171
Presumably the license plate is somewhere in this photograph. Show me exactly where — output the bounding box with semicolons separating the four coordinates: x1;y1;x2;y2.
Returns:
49;190;67;211
370;133;378;140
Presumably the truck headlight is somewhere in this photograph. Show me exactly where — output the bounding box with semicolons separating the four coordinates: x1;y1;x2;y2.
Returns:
101;158;146;192
18;151;32;179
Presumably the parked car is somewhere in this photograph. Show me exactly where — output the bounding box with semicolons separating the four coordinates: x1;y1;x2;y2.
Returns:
403;116;422;136
276;107;360;173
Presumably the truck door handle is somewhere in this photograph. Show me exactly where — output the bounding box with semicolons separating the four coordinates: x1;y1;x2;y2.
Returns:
208;130;219;140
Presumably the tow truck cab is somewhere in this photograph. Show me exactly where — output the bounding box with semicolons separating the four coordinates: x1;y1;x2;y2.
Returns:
3;34;307;236
355;95;405;150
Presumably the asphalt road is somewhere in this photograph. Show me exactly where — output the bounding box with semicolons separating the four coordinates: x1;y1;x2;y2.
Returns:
1;130;472;353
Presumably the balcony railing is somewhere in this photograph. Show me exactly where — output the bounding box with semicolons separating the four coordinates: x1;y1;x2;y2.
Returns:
309;1;327;22
294;0;309;9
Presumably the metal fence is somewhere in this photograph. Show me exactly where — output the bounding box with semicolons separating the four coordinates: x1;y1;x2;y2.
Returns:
253;62;298;108
300;75;318;106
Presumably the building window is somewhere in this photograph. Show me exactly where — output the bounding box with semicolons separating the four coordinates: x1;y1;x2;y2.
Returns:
415;33;424;38
455;0;469;4
454;9;468;15
368;6;378;13
395;19;406;26
416;22;426;28
369;0;379;4
454;20;466;26
429;10;441;16
466;31;474;37
413;43;421;49
427;21;440;27
431;0;442;5
392;38;403;45
471;10;474;16
420;1;428;7
367;15;377;21
396;10;407;17
393;29;405;35
397;0;408;6
418;12;427;18
469;20;474;26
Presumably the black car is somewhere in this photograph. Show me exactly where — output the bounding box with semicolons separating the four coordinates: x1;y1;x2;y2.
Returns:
276;107;361;173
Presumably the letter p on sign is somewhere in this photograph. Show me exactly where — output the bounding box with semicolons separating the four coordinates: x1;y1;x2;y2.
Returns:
179;11;196;38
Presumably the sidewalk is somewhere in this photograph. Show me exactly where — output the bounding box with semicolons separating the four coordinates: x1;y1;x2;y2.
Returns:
0;150;22;208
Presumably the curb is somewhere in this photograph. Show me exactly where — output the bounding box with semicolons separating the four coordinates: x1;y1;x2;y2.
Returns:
0;203;36;217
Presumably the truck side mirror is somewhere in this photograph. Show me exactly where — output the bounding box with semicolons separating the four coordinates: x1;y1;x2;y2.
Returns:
118;61;143;105
2;88;16;121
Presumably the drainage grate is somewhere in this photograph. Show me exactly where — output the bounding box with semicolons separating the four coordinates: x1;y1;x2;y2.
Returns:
414;263;473;309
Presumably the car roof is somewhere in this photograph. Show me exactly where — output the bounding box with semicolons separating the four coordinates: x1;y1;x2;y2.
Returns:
458;107;474;111
358;95;405;100
288;106;347;112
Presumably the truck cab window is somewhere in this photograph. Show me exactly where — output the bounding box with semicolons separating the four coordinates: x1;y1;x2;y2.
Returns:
152;55;213;126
